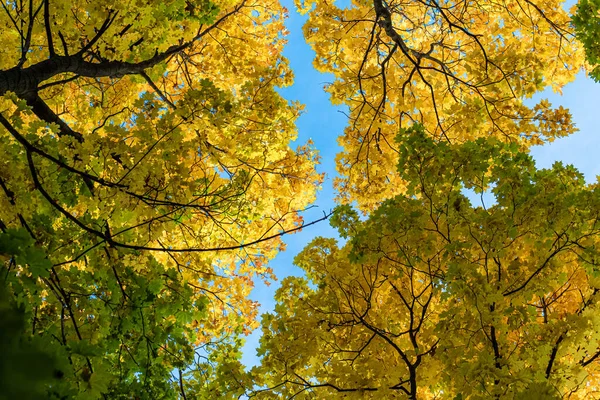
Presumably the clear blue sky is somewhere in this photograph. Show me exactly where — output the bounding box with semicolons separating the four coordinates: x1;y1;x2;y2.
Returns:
240;0;600;367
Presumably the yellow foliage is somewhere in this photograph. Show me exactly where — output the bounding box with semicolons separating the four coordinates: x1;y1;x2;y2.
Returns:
299;0;584;210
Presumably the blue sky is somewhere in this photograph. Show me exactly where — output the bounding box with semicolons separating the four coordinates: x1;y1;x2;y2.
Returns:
240;0;600;367
241;0;345;367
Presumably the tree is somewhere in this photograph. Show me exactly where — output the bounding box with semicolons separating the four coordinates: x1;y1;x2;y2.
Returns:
251;125;600;399
296;0;583;210
0;0;323;397
573;0;600;81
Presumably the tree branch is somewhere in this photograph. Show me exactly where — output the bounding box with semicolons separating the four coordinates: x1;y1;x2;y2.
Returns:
43;0;55;57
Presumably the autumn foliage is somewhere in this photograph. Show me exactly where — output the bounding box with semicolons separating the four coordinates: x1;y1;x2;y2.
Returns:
251;127;600;399
0;0;599;398
297;0;582;210
0;0;320;397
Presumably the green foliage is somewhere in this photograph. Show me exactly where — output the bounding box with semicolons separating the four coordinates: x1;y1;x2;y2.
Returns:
0;228;52;278
573;0;600;81
0;283;69;400
329;205;360;238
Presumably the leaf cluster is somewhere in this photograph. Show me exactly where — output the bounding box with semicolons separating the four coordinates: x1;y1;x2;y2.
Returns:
573;0;600;81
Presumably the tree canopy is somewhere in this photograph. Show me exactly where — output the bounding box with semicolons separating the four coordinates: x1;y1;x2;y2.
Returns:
1;0;599;398
0;0;322;397
251;126;600;399
297;0;583;210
